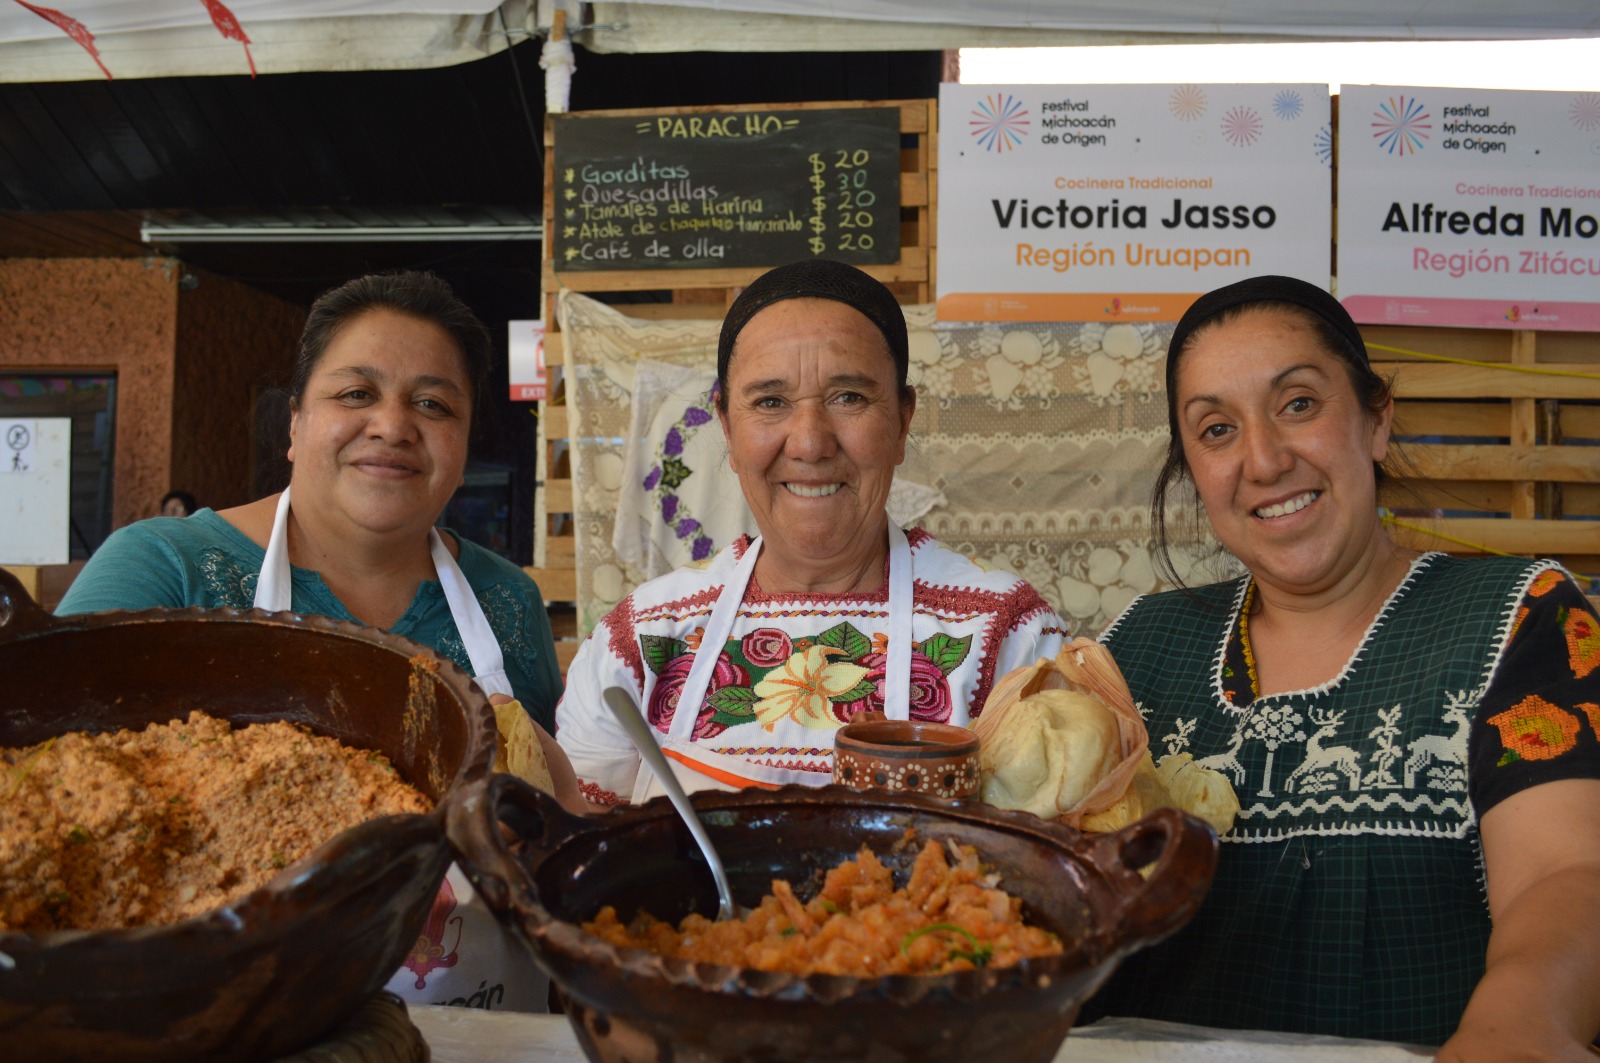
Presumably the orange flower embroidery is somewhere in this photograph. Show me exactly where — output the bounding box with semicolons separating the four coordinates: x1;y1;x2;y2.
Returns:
1566;606;1600;679
1488;696;1581;764
1581;704;1600;738
1508;606;1530;642
1528;570;1565;598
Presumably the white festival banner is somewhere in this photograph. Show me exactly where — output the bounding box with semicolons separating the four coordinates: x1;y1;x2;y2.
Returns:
1338;85;1600;332
937;83;1332;323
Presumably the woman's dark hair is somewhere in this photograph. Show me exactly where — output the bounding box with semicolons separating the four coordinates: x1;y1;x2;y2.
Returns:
715;258;911;413
1150;276;1397;588
289;271;493;434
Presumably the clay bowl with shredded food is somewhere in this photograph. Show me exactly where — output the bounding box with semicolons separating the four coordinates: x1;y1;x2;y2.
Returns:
0;568;496;1063
449;775;1218;1063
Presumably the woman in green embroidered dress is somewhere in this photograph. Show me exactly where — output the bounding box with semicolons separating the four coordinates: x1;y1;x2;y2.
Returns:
1088;276;1600;1059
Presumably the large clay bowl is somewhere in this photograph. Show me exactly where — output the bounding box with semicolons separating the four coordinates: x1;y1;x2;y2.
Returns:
450;774;1218;1063
0;568;496;1063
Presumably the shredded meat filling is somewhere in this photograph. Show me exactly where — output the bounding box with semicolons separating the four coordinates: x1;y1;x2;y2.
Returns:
1;711;430;931
583;830;1065;976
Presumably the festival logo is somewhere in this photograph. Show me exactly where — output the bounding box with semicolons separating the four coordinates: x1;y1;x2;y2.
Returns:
1169;85;1208;122
1221;106;1264;147
1371;95;1431;156
1314;124;1333;167
969;93;1030;153
1570;93;1600;132
1505;305;1522;323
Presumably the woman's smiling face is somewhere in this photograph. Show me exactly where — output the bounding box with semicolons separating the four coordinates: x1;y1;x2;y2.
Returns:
1175;308;1393;597
718;298;914;575
287;308;472;540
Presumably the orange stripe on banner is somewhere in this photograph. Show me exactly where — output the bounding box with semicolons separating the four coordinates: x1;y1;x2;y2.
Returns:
937;291;1203;323
662;747;781;790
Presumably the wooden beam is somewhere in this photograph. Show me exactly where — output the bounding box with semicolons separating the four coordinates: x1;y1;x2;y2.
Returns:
1387;517;1600;556
524;567;578;602
544;478;573;513
1402;444;1600;483
1508;330;1537;519
1381;362;1600;400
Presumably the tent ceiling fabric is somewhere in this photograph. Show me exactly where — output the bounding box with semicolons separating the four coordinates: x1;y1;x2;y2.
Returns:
0;0;528;82
590;1;1600;45
3;0;1597;82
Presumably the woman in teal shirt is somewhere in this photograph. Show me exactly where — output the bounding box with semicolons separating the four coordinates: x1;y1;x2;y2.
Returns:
59;270;562;729
57;270;575;1013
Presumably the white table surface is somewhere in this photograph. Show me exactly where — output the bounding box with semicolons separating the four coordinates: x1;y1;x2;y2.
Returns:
408;1008;1434;1062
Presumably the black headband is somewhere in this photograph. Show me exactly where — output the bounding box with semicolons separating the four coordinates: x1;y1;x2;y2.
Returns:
1165;275;1369;395
717;259;909;378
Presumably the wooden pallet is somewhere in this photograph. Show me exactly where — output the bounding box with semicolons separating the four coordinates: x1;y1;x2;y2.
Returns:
1373;323;1600;585
526;99;937;674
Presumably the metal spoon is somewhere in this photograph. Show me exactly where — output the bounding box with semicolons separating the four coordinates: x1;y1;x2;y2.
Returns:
602;686;738;921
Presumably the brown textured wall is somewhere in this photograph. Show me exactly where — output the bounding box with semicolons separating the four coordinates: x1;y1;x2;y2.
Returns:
0;257;177;528
172;270;305;510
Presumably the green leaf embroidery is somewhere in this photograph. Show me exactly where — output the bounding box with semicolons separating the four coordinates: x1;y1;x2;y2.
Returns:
816;622;872;661
918;633;972;676
1497;749;1522;767
641;634;690;676
659;456;692;490
706;686;759;716
829;677;878;705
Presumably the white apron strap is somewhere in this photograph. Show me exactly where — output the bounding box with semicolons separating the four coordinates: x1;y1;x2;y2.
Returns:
628;538;762;800
881;522;914;721
252;487;296;613
429;530;513;699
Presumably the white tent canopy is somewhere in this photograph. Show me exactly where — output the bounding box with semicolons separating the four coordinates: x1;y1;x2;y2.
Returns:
1;0;1596;81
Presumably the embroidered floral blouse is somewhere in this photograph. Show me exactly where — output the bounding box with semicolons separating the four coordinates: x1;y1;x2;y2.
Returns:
556;528;1070;805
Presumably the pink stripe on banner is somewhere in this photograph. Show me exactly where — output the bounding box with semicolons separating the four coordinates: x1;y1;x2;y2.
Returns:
1343;295;1600;333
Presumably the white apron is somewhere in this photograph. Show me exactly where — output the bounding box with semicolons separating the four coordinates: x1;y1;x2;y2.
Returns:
254;488;547;1013
631;522;916;802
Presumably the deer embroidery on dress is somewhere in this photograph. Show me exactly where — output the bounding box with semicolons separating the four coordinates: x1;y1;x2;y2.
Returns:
1285;706;1362;794
1196;721;1247;785
1404;695;1472;791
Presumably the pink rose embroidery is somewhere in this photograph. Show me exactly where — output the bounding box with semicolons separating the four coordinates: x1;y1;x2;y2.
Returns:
834;650;954;724
647;652;749;740
741;628;793;667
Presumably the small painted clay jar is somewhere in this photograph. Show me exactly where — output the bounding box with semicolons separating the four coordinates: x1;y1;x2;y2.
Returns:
833;718;981;800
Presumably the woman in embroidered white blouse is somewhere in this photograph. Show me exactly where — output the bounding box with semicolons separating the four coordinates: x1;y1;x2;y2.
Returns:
555;260;1069;806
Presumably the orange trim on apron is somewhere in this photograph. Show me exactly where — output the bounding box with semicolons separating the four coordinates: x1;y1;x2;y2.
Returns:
662;747;781;791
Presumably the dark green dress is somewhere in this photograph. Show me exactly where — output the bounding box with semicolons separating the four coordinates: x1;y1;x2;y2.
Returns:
1089;553;1600;1045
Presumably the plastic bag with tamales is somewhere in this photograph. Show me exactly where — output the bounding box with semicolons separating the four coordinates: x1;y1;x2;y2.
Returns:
973;638;1237;835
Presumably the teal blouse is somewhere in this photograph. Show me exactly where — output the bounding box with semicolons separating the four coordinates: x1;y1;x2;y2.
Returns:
57;510;563;731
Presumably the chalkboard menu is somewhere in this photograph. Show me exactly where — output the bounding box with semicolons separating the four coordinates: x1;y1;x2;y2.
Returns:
551;106;902;272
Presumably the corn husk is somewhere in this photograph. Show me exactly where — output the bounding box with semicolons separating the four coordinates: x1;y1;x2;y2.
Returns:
973;638;1149;828
1154;753;1241;836
1079;752;1172;833
493;699;555;793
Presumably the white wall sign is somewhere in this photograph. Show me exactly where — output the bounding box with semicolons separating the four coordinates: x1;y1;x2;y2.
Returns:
508;319;547;401
1338;85;1600;331
0;418;71;565
937;83;1332;322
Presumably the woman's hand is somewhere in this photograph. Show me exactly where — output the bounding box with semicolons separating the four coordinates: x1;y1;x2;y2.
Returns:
488;693;601;816
1439;778;1600;1062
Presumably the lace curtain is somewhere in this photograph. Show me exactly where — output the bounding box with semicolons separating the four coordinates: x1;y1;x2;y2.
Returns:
550;290;1227;638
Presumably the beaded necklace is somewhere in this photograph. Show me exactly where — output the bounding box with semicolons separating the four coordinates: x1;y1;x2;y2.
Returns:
1238;579;1261;700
